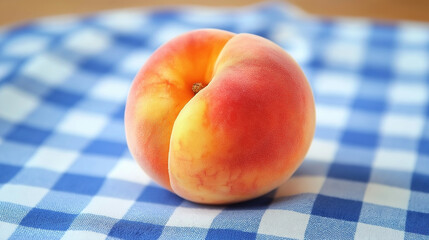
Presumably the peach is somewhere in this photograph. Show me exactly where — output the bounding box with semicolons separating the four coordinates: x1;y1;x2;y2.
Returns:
124;29;315;204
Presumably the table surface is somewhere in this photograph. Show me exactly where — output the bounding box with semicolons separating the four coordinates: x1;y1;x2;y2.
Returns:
1;1;429;240
1;0;429;26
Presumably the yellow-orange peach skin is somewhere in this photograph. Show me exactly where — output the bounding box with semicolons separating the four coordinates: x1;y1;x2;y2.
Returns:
125;29;315;204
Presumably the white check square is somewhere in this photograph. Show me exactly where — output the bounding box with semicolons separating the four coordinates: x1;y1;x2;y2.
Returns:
108;159;151;184
388;82;428;105
22;53;74;86
26;146;78;172
0;62;13;81
64;28;111;55
275;176;325;198
380;113;424;138
151;24;192;46
394;49;429;76
61;230;107;240
36;16;79;33
320;178;367;201
4;35;49;56
373;149;417;172
120;50;152;73
271;23;311;63
315;71;359;97
0;85;39;122
285;36;311;64
398;22;429;45
323;40;364;68
355;223;404;240
306;138;339;163
258;209;310;239
97;11;146;33
0;184;48;208
363;183;410;209
90;76;130;102
334;20;370;40
166;206;223;228
57;110;107;138
82;196;134;219
0;222;18;240
316;104;350;129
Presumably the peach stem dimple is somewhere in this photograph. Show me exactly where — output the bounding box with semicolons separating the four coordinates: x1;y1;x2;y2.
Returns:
192;82;205;94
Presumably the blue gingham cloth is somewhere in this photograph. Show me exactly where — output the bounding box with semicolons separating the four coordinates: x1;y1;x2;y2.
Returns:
1;2;429;239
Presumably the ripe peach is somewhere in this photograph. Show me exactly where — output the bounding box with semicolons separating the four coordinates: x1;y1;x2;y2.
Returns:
124;29;315;204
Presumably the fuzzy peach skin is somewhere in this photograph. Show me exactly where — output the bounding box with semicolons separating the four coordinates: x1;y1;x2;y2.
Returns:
124;29;315;204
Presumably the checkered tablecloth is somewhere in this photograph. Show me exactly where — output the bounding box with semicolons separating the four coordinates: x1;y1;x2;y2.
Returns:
0;2;428;239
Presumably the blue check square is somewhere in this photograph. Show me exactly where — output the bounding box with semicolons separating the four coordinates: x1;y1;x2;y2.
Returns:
418;139;429;156
406;211;429;235
311;195;362;222
360;48;394;80
114;33;147;48
369;23;397;48
0;163;21;183
80;58;114;74
113;104;125;120
360;65;393;81
83;139;128;157
341;130;379;148
411;173;429;194
137;185;183;206
53;173;104;195
109;220;164;240
20;208;76;230
328;163;371;182
6;125;51;145
352;98;386;112
206;229;257;240
44;88;83;107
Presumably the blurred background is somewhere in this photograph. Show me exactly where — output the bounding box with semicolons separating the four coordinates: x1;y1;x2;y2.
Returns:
1;0;429;26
